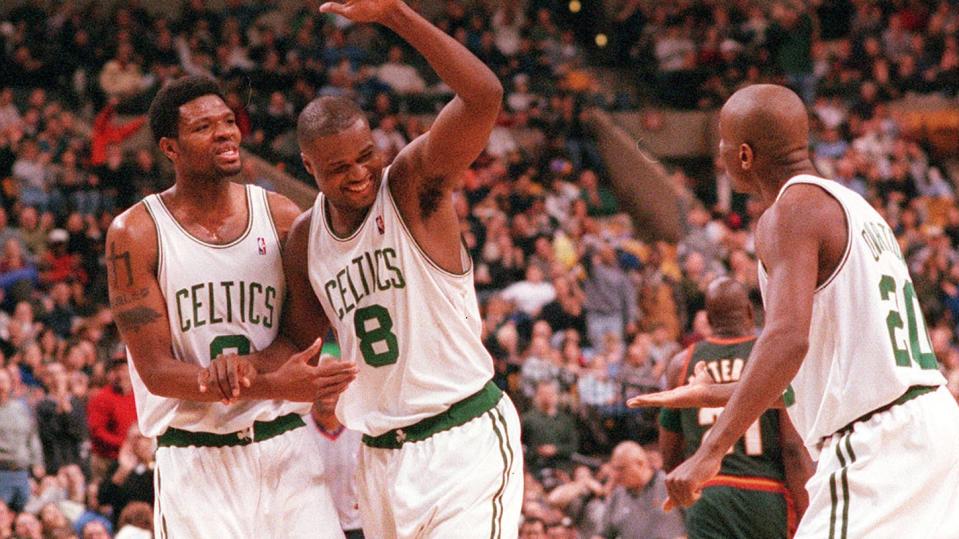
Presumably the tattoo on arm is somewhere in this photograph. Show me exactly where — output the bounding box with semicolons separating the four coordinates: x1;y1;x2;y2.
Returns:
115;307;162;333
110;288;149;308
107;241;133;287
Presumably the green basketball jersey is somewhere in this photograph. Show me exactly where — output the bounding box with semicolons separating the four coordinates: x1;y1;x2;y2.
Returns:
674;337;785;481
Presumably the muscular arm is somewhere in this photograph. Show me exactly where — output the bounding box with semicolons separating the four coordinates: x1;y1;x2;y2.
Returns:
281;210;332;351
779;409;813;519
107;205;282;401
383;2;503;191
697;187;834;461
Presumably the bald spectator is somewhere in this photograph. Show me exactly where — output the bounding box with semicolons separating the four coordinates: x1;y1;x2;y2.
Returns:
593;442;685;539
0;368;44;513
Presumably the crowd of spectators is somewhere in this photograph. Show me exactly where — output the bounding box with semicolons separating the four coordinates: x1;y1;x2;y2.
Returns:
610;0;959;109
1;0;958;538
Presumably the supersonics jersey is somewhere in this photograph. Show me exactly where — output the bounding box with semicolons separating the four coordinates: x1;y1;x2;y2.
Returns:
130;185;308;437
676;337;784;480
307;168;494;436
759;175;945;456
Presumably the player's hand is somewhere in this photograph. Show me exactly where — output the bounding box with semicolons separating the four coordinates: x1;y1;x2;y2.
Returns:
663;449;722;511
269;338;358;402
319;0;400;24
198;354;258;404
627;362;714;409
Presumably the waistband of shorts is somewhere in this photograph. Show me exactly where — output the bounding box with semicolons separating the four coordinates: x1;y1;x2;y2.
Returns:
837;385;939;435
703;474;787;493
157;413;304;448
362;381;502;449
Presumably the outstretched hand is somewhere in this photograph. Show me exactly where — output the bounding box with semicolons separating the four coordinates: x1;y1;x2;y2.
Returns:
271;338;358;402
627;361;714;409
319;0;400;23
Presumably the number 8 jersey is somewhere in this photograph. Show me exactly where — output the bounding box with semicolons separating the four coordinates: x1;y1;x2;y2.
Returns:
130;185;307;437
758;175;945;457
307;168;494;437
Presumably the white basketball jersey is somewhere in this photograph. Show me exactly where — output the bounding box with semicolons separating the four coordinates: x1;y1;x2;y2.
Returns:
307;168;493;436
759;175;945;456
129;185;308;437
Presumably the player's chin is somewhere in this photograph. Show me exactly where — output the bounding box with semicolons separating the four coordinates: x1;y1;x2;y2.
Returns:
216;161;243;177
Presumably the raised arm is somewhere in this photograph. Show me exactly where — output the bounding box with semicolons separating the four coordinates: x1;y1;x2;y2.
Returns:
321;0;503;192
664;186;829;508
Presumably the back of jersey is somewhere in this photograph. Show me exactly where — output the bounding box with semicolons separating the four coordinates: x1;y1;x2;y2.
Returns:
759;175;945;456
677;337;785;481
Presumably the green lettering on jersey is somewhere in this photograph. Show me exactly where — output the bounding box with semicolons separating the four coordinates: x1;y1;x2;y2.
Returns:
174;281;279;335
323;248;407;321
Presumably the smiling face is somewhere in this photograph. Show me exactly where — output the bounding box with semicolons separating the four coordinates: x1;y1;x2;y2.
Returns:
300;118;385;216
162;94;241;181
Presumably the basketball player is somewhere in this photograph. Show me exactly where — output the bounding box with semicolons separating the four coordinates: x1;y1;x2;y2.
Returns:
287;0;521;536
658;277;811;538
106;76;354;538
648;85;959;537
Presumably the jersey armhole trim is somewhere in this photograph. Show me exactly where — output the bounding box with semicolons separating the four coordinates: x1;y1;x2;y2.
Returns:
141;199;164;287
260;187;282;247
778;181;853;294
384;172;473;278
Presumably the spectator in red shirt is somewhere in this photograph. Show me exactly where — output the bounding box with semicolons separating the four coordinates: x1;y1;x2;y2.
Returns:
88;98;146;167
86;358;137;481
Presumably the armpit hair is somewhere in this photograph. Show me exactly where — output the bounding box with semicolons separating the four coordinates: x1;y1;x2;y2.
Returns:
418;180;445;219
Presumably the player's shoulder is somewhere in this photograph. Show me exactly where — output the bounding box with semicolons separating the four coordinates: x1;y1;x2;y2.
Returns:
263;189;306;243
107;200;156;245
758;183;843;248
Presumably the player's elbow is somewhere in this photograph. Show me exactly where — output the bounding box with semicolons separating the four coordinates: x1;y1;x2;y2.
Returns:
467;77;503;111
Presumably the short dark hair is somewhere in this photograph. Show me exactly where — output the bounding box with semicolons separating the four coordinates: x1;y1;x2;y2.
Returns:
296;96;365;146
148;76;225;144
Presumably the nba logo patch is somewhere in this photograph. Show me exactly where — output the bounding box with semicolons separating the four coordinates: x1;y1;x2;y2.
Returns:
257;237;267;255
376;216;385;234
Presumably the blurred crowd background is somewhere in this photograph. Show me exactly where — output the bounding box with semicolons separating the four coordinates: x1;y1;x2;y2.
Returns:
1;0;958;538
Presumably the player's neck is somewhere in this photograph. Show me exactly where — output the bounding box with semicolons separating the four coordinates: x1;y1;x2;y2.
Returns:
326;198;371;237
757;160;819;205
168;176;236;213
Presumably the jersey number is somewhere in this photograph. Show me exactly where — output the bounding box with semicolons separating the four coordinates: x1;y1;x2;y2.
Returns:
878;274;937;370
354;304;399;367
209;334;251;358
698;407;763;456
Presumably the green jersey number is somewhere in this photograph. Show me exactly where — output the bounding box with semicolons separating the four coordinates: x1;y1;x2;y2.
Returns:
354;304;399;367
209;334;251;358
878;274;937;370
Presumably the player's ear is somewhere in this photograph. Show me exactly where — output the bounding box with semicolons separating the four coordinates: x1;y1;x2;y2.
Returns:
300;152;314;177
159;137;178;163
739;143;753;171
